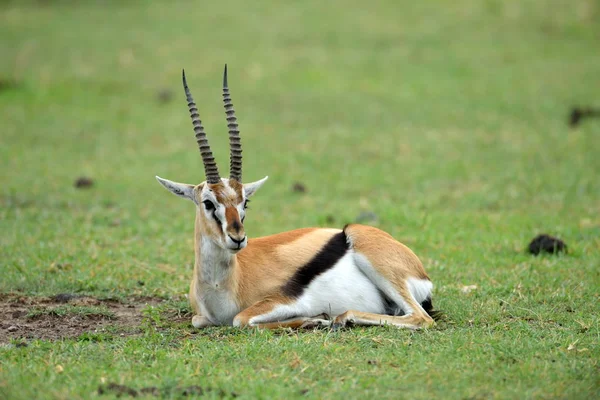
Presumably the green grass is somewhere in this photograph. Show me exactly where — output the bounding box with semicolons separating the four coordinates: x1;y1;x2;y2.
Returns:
1;0;599;398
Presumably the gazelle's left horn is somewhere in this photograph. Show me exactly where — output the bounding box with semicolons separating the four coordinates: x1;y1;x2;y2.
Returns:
222;64;242;182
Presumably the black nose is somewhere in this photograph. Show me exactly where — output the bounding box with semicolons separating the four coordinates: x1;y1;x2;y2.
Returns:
228;235;246;248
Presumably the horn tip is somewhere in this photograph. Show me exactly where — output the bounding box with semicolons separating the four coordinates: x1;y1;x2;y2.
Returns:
182;69;187;87
223;64;228;88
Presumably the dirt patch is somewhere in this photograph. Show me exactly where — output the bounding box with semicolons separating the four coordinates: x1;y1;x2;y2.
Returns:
97;382;237;398
0;294;164;343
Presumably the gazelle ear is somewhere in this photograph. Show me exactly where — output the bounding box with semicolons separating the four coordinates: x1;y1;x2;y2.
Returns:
243;176;268;198
155;176;197;203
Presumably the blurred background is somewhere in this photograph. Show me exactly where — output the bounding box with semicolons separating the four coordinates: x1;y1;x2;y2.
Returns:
1;0;598;296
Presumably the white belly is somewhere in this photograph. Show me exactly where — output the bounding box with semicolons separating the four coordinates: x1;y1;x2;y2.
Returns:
293;252;386;316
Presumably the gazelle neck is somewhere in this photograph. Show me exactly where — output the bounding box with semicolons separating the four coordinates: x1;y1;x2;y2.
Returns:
194;212;238;287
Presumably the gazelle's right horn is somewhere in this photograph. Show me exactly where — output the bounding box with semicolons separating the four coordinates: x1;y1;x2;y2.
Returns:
182;69;221;184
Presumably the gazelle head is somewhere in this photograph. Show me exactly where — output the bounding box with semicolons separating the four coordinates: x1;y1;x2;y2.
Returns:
156;66;268;253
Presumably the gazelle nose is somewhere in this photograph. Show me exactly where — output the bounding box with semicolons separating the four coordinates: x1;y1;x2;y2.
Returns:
228;235;246;245
231;220;242;233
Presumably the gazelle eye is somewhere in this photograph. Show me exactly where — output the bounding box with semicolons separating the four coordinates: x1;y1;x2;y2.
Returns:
243;200;250;210
203;200;215;211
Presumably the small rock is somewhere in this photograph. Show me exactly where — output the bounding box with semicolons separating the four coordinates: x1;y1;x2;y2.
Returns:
461;285;478;294
7;325;18;332
292;182;307;193
528;234;567;255
74;177;94;189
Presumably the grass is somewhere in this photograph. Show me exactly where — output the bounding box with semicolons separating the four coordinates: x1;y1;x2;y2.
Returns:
1;0;599;398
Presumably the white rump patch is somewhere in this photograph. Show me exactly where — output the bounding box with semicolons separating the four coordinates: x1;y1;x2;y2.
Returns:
407;277;433;304
353;253;432;315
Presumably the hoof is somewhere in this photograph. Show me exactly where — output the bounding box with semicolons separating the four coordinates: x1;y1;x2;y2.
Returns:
331;322;345;331
301;319;332;329
192;315;212;329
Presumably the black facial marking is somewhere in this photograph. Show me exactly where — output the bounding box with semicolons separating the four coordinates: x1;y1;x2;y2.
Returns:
282;231;349;298
202;200;221;229
212;212;222;228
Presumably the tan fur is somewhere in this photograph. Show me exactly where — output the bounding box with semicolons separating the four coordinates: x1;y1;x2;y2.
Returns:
345;223;429;282
234;228;339;309
224;206;244;239
211;180;243;205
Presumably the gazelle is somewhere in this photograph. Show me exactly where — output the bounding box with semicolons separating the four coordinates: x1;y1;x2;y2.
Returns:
156;66;438;330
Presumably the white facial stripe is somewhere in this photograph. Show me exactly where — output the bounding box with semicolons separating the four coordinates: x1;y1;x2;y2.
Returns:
201;186;218;204
220;183;237;199
237;197;247;221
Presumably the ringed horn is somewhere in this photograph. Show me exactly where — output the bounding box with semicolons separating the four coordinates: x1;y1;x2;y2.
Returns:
182;69;221;184
223;64;242;182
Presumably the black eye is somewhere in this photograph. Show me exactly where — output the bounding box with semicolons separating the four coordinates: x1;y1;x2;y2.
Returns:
244;199;250;210
203;200;215;211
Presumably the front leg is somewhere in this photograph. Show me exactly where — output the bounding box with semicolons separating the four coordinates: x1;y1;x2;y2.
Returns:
189;279;215;329
191;315;215;329
233;297;331;329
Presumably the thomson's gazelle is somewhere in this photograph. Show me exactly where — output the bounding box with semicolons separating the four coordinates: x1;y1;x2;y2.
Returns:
156;66;438;329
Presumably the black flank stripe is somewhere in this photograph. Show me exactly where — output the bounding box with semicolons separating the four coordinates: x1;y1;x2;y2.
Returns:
282;231;349;298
